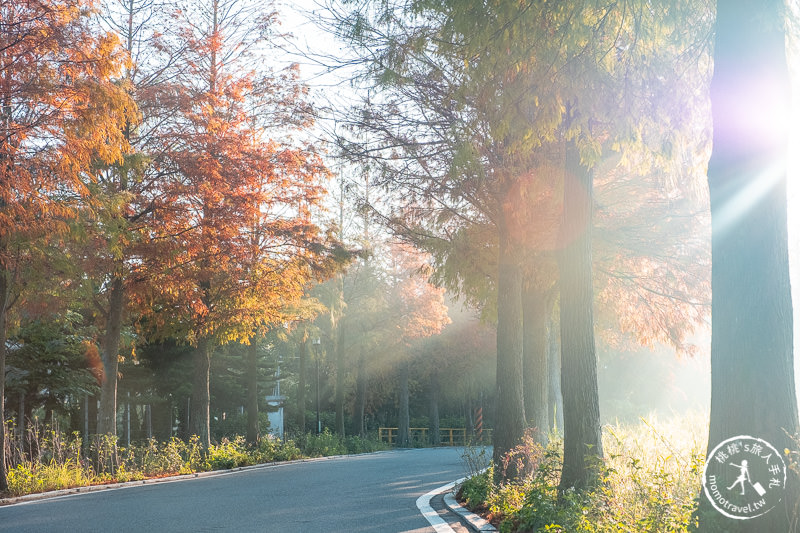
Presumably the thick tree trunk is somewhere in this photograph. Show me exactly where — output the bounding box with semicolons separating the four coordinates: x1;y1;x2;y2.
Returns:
246;338;258;444
522;284;552;445
190;338;212;448
492;211;527;480
335;312;346;436
97;275;124;437
558;140;602;492
700;2;799;530
351;346;367;437
397;361;410;447
429;370;440;446
297;338;307;433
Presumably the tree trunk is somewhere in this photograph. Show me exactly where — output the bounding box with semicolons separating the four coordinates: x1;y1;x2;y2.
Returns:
0;258;8;493
523;284;552;445
334;310;346;436
547;307;563;435
124;392;131;447
351;346;367;437
492;210;527;480
246;338;259;444
145;404;152;440
97;275;125;437
397;361;410;447
429;370;440;446
297;338;307;433
190;338;212;449
700;1;798;530
558;140;602;492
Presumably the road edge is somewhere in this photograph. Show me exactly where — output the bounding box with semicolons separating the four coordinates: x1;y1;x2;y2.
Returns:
417;476;498;533
443;491;497;533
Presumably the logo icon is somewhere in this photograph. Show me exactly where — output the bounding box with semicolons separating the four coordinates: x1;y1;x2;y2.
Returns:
702;435;787;520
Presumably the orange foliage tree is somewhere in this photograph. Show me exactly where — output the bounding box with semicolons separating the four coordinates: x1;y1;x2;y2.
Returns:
139;0;336;448
0;0;133;491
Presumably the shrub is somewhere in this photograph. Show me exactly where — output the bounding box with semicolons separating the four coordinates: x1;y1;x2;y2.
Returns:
300;429;347;457
458;469;492;513
205;437;250;470
462;414;706;533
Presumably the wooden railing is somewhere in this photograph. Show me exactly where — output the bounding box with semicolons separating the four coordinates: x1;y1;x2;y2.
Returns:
378;427;492;447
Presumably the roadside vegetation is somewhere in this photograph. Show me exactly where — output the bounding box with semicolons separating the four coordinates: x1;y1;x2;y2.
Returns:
2;424;387;498
458;414;708;532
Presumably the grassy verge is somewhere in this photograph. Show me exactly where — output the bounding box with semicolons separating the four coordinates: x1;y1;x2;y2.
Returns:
2;428;389;498
458;412;708;532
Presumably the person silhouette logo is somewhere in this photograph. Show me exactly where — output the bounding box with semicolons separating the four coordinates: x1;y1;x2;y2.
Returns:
727;460;750;495
702;435;786;520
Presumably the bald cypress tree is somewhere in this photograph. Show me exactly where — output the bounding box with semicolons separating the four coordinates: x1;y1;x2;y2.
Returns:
701;1;799;530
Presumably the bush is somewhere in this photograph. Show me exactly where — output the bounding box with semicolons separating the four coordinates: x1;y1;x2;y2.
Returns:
300;429;347;457
205;437;251;470
460;414;706;533
458;470;492;513
1;421;389;498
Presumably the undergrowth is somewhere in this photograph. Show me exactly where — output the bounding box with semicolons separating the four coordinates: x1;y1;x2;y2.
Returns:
1;424;388;498
458;412;708;533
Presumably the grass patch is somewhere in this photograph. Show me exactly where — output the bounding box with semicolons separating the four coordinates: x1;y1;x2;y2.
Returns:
458;412;708;532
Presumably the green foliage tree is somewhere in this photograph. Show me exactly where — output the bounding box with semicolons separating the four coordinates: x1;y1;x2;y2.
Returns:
6;313;100;430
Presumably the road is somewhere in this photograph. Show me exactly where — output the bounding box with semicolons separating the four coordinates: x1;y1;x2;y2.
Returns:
0;447;471;533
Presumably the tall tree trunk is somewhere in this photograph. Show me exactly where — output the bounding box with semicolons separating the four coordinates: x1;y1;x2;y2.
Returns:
397;360;410;447
97;275;124;437
145;404;152;440
297;337;307;433
547;307;563;435
701;1;798;530
124;392;131;447
558;140;602;492
190;337;212;449
334;308;346;436
429;370;440;446
0;255;8;493
492;209;527;480
245;338;259;444
351;346;367;437
522;284;552;445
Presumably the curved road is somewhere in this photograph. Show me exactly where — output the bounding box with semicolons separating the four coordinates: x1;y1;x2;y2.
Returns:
0;447;469;532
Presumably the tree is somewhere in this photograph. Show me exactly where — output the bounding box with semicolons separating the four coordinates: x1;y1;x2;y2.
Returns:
143;0;334;448
700;1;798;530
86;0;189;439
0;0;132;492
328;0;709;483
385;243;450;446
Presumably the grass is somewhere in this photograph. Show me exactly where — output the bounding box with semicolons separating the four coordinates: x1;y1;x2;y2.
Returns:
1;426;389;498
458;411;709;533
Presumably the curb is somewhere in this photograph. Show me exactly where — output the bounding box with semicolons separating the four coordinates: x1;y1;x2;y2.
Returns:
443;490;497;533
0;450;393;507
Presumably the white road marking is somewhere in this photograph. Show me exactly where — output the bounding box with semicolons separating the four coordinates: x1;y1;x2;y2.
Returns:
416;476;466;533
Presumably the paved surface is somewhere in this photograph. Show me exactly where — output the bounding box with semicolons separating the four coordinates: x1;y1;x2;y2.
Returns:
0;448;470;533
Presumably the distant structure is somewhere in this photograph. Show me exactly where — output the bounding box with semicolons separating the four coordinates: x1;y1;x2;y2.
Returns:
265;364;286;440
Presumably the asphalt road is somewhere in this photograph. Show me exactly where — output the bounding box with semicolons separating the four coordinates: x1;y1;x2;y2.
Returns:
0;447;470;533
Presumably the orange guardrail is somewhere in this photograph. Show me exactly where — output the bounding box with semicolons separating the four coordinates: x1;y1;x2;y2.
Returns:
378;427;492;446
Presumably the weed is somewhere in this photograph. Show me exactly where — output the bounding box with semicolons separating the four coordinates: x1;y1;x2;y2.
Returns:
461;413;707;533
